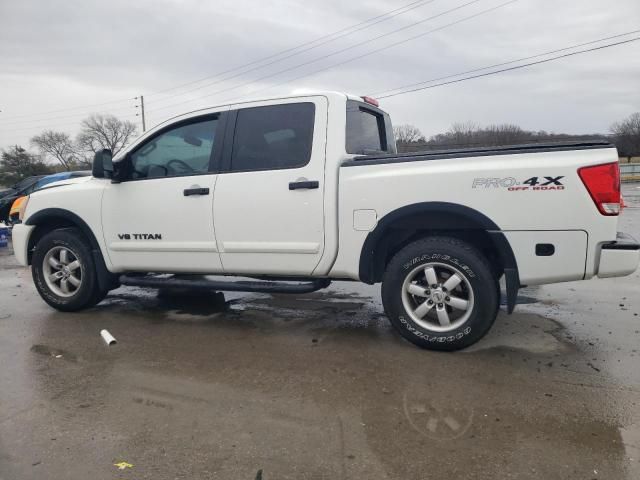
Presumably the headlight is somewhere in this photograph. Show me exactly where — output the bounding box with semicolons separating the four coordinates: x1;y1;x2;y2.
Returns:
18;195;29;221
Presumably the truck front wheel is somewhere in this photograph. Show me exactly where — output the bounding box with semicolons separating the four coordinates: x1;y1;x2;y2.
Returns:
381;236;499;351
32;228;106;312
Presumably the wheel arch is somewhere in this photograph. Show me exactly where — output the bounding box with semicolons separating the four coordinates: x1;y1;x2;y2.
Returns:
359;202;520;313
24;208;118;291
26;208;100;255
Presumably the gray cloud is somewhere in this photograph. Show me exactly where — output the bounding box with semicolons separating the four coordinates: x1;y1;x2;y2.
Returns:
1;0;639;150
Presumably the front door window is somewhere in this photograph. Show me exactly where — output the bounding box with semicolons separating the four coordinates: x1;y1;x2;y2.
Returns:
129;117;219;179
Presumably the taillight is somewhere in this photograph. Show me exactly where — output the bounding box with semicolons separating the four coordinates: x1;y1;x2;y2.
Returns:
578;162;620;216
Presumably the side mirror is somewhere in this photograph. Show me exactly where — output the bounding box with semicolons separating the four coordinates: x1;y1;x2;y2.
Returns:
92;149;113;179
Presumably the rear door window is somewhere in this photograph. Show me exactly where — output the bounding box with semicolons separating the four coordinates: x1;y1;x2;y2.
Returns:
230;103;315;172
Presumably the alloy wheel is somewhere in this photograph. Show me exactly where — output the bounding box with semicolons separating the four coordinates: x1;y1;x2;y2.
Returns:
42;246;83;297
401;262;474;332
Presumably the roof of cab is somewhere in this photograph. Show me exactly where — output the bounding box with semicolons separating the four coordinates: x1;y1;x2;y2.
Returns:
157;90;367;128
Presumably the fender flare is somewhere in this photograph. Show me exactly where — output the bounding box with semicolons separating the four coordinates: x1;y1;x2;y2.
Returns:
26;208;100;249
25;208;118;291
359;202;520;313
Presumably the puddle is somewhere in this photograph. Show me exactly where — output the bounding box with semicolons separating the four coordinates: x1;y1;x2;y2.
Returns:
30;344;77;362
467;312;573;355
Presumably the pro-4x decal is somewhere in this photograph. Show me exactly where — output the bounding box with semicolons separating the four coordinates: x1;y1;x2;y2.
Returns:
472;176;565;191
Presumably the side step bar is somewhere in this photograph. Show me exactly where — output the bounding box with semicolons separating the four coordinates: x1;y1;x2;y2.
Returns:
119;274;331;294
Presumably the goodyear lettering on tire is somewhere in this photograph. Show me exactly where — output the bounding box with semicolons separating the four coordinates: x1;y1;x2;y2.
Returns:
399;315;472;342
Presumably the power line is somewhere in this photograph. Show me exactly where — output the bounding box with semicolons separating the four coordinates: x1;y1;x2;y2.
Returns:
5;4;633;136
1;113;139;134
149;0;498;113
0;0;508;125
10;33;636;135
369;29;640;97
0;0;439;125
145;0;441;101
0;102;137;127
194;0;519;109
0;96;136;122
376;35;640;98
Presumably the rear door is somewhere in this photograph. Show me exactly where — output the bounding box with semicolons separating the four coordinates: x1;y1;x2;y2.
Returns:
213;97;328;275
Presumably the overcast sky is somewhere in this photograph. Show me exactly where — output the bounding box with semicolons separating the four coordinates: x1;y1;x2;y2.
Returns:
1;0;639;151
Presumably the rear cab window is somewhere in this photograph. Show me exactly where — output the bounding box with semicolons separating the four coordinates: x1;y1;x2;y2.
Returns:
345;100;396;155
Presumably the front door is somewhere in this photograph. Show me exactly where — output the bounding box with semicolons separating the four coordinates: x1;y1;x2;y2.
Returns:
101;113;226;273
213;98;327;275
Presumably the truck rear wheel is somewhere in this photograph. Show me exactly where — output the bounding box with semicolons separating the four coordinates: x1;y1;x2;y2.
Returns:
32;228;106;312
381;236;499;351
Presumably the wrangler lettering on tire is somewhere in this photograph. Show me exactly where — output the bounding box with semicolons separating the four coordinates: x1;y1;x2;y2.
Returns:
382;236;499;351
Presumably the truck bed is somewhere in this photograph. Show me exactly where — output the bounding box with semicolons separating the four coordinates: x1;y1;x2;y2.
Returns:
332;139;620;285
344;141;613;166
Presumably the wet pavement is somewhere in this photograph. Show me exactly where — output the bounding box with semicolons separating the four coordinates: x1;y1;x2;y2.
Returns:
1;184;640;480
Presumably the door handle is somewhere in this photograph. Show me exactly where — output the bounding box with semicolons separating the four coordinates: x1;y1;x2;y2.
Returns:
183;187;210;196
289;180;319;190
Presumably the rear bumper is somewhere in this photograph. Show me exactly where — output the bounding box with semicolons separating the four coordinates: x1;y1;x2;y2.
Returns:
11;224;34;266
597;232;640;278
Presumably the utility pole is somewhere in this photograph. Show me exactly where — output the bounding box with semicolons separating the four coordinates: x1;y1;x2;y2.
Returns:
135;95;146;132
140;95;146;132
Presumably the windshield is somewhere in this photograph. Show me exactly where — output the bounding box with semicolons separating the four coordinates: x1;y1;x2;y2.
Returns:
12;176;42;191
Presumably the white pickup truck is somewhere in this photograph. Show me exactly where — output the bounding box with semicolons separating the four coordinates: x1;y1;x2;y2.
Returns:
11;91;640;350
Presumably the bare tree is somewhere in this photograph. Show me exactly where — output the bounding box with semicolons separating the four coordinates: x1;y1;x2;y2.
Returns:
76;114;138;157
447;122;481;147
610;112;640;160
30;130;79;169
483;124;529;146
393;124;425;144
425;122;599;150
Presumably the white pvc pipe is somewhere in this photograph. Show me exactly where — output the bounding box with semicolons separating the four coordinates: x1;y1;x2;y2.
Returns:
100;329;117;346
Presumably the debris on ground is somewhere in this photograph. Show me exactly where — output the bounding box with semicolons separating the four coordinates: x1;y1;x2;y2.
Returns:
100;329;117;346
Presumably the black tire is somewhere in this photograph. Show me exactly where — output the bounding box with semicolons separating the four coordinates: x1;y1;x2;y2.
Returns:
32;228;105;312
87;286;109;308
381;236;499;351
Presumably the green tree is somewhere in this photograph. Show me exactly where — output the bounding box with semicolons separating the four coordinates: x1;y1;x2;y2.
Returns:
0;146;53;186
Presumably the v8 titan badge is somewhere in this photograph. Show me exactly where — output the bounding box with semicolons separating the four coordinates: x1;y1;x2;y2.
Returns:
472;175;565;191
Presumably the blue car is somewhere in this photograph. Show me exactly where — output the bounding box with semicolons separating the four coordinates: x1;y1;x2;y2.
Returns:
31;171;91;191
2;171;90;223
